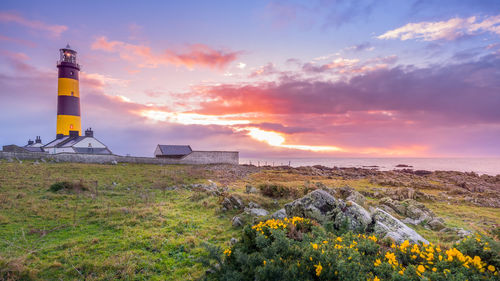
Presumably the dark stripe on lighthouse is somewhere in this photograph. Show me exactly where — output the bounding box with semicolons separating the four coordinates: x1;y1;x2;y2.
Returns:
57;95;80;116
58;67;79;80
57;61;80;80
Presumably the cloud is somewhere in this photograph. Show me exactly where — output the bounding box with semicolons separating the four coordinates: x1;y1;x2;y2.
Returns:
303;57;359;73
188;53;500;126
0;34;36;47
91;36;241;69
344;42;374;52
249;63;280;77
0;11;67;37
302;55;397;74
378;14;500;41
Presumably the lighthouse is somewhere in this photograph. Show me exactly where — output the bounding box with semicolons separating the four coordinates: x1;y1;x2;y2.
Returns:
2;45;112;154
40;45;112;155
56;44;81;138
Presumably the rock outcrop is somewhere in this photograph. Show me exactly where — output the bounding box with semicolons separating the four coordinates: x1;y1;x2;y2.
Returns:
221;195;244;211
231;216;243;227
379;197;446;230
372;208;429;244
244;208;269;217
340;201;372;231
338;186;366;206
285;190;345;224
284;190;429;244
271;209;287;219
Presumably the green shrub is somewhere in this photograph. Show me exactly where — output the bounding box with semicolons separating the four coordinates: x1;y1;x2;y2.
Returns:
202;217;500;281
258;183;298;198
49;181;87;192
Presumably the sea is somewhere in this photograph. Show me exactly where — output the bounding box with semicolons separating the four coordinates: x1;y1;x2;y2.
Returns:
240;157;500;176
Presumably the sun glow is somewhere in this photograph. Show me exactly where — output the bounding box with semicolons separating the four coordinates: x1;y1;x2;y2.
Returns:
243;127;343;152
138;110;424;155
139;109;251;126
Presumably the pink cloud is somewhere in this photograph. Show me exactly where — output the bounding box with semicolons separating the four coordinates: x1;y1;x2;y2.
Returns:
0;34;36;47
91;36;240;69
186;53;500;127
0;11;67;37
302;55;397;75
378;14;500;41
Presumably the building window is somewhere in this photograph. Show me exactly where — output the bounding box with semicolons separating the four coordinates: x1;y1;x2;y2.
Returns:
71;91;74;96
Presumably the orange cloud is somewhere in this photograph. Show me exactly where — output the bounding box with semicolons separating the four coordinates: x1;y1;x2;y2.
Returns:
0;11;67;37
91;36;240;69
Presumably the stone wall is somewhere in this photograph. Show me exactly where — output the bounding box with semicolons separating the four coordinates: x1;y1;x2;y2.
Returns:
181;151;238;164
0;150;239;165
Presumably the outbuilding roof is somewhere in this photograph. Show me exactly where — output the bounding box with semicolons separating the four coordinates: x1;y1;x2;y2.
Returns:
24;147;45;152
157;145;192;156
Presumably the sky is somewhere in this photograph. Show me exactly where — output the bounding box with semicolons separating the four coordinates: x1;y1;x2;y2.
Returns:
1;0;500;158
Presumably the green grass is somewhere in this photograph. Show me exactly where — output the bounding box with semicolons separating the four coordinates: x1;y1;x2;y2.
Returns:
0;161;238;280
1;161;499;280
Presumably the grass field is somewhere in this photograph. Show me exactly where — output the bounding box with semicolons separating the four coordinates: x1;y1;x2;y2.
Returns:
0;162;239;280
0;161;498;280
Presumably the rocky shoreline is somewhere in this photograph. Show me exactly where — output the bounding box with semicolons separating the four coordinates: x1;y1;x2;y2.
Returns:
200;164;500;243
231;165;500;208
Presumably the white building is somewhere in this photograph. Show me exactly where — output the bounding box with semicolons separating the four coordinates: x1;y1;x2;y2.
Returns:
43;128;112;155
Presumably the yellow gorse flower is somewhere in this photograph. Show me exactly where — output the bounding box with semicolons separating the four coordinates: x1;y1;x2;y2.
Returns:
251;217;309;235
250;222;497;279
314;262;323;276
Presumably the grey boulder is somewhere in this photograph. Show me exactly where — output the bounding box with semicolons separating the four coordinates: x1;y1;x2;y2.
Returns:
339;201;373;231
221;195;245;211
245;208;269;217
271;208;287;219
372;208;429;244
284;189;345;224
231;216;244;227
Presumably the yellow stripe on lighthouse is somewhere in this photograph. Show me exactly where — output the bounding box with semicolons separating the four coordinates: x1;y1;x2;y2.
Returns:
57;78;80;97
56;115;81;136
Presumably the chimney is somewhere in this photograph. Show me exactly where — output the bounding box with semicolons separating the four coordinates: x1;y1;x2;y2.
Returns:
35;136;42;144
69;130;79;138
27;139;34;145
85;128;94;137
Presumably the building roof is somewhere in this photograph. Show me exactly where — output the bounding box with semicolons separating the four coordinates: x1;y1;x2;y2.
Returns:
24;147;45;152
44;136;103;148
157;145;192;156
58;136;87;147
44;136;71;148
